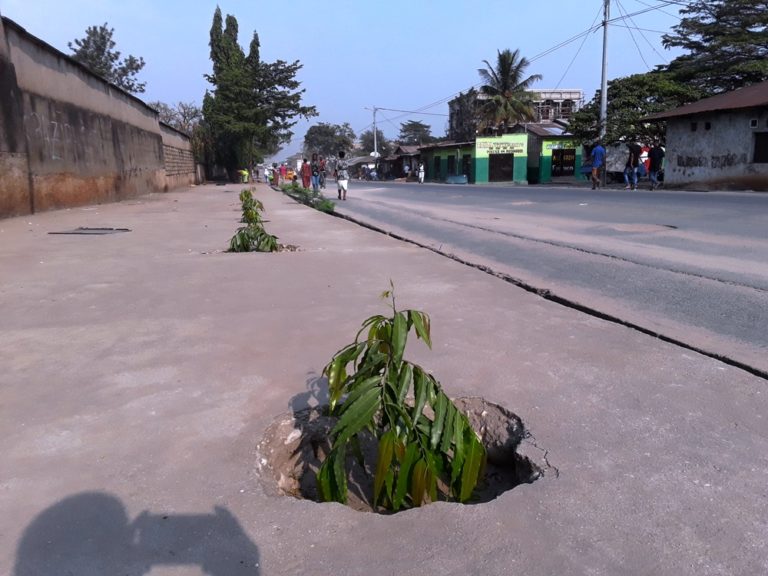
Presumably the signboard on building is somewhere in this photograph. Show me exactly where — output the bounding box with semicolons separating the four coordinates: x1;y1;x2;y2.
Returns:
475;134;527;158
542;138;577;156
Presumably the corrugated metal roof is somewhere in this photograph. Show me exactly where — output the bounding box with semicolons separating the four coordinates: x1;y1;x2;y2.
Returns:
645;80;768;121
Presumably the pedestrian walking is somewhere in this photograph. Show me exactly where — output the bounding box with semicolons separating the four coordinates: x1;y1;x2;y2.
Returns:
418;162;425;184
301;158;311;189
590;140;606;190
335;151;349;201
279;163;287;185
648;141;665;190
624;142;641;190
319;156;327;189
310;153;321;193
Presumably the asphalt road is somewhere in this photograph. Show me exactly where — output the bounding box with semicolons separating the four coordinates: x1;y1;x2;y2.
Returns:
334;180;768;376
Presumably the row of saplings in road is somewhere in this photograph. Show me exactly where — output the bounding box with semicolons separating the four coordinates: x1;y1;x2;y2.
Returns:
227;189;493;511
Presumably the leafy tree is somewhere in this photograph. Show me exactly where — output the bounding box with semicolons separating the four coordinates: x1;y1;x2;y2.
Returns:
358;128;392;158
397;120;436;146
148;101;202;134
662;0;768;94
68;23;146;93
149;101;205;162
477;49;541;133
203;7;317;176
448;88;479;142
568;72;702;145
303;122;356;157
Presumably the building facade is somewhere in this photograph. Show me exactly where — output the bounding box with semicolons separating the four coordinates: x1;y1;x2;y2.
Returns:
646;81;768;191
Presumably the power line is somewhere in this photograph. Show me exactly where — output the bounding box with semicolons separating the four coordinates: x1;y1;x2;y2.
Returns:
352;0;685;137
616;0;653;70
554;3;605;89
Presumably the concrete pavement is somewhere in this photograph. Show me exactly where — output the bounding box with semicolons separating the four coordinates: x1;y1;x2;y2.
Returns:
1;183;766;575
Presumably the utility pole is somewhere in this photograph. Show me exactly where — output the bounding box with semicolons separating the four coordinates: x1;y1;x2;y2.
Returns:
365;106;379;158
599;0;610;186
599;0;610;142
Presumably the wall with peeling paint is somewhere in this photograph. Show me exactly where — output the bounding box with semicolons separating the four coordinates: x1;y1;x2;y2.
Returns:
665;109;768;191
0;14;32;217
0;15;197;219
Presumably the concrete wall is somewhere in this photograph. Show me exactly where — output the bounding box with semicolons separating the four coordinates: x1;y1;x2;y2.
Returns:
160;123;198;190
666;108;768;191
0;15;197;218
0;15;31;217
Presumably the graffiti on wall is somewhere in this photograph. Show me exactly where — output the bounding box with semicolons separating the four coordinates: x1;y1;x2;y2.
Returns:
711;153;747;169
23;108;101;163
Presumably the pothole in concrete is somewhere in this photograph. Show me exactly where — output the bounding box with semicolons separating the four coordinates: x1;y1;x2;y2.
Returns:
256;397;542;513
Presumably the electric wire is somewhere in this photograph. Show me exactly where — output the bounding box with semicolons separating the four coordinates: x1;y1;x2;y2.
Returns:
554;3;605;90
351;0;685;139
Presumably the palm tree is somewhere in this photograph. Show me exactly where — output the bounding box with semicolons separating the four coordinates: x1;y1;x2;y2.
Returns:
477;48;542;133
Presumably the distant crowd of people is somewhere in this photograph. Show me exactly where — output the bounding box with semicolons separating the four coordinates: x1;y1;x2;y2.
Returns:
588;140;665;191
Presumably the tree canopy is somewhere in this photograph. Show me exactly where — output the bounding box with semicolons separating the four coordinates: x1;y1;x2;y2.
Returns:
202;7;316;175
397;120;437;146
662;0;768;94
569;72;702;145
68;23;146;93
477;49;541;132
357;129;392;159
303;123;356;157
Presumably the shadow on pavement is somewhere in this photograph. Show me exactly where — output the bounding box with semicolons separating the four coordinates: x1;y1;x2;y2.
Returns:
14;492;260;575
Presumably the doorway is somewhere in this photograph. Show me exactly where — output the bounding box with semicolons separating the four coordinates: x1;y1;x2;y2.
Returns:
489;153;514;182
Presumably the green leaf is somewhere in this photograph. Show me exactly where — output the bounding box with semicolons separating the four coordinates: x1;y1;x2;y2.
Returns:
411;459;428;507
409;311;432;348
317;458;333;502
440;402;456;454
392;311;408;365
373;430;395;506
332;448;348;504
451;409;466;488
396;363;413;405
325;356;346;411
412;368;430;424
332;386;381;446
430;393;448;449
393;443;418;511
459;431;486;502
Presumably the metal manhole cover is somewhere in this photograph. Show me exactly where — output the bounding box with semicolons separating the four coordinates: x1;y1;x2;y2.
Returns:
48;227;131;235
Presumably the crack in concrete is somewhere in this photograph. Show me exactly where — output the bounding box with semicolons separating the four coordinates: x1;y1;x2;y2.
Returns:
360;199;767;294
332;210;768;382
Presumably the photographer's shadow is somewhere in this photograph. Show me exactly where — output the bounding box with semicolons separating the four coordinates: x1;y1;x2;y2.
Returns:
14;492;260;575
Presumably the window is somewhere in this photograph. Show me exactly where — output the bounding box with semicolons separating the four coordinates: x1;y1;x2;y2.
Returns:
704;122;711;130
754;133;768;163
691;122;698;132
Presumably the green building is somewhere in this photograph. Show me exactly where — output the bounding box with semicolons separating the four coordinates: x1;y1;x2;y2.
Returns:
474;134;528;183
513;123;583;184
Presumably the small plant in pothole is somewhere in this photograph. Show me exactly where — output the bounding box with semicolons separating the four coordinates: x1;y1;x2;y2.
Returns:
229;189;279;252
317;283;486;511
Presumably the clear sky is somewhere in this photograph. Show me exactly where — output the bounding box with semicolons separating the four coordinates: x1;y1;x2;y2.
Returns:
1;0;686;161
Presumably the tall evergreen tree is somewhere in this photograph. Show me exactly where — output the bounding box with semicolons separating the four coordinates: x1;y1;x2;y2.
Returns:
398;120;436;146
477;49;541;133
662;0;768;94
203;7;316;176
68;23;146;93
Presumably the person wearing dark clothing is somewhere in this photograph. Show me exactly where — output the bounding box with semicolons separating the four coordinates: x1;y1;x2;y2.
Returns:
624;143;642;190
648;142;665;190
